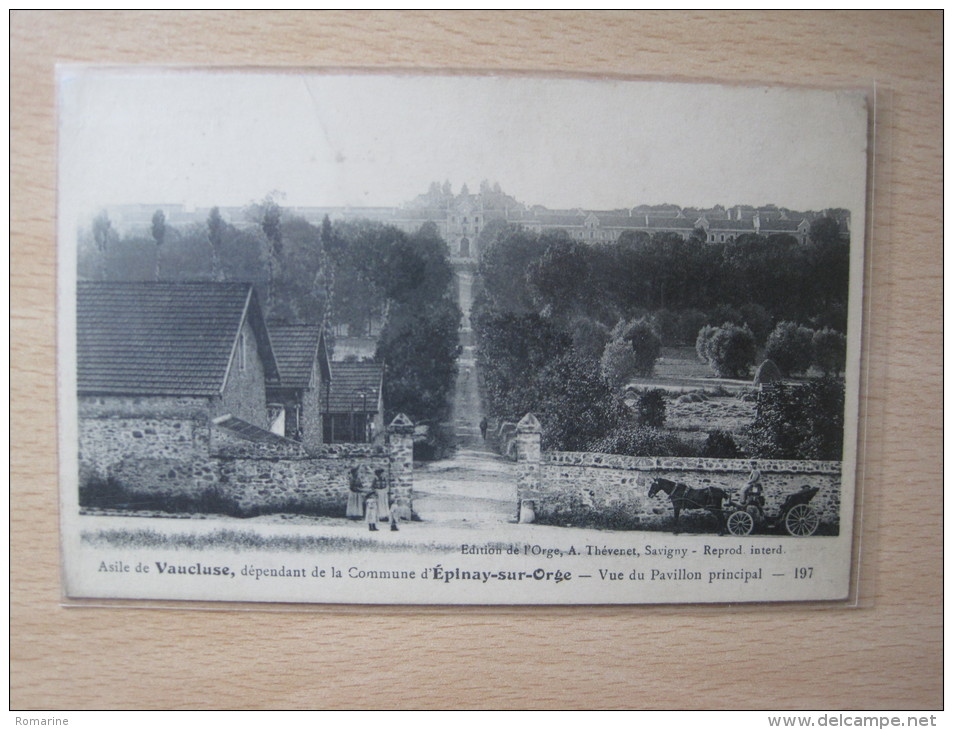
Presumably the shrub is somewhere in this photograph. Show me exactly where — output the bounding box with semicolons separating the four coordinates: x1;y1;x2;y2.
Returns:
569;315;610;363
702;430;743;458
764;321;815;376
746;378;845;460
695;324;718;363
624;317;662;376
706;323;757;379
636;389;667;428
600;337;638;391
589;425;699;457
812;327;847;375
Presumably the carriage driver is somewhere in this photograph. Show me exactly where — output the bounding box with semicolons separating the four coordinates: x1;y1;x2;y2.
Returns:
739;469;765;512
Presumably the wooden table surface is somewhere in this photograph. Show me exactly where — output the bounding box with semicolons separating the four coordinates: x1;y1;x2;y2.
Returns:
10;11;942;710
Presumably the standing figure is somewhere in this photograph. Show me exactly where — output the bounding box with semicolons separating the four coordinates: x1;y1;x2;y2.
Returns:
364;489;379;531
346;466;365;520
372;468;390;525
479;417;488;441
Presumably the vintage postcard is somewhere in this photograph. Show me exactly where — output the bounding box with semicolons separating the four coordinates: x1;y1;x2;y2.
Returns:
57;70;869;604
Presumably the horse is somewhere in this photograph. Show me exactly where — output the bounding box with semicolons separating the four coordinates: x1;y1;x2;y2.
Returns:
647;477;728;535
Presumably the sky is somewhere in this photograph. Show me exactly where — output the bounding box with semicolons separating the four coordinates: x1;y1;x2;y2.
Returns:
58;69;870;218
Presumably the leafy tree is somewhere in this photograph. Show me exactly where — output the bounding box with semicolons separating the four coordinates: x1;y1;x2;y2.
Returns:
812;327;847;375
636;389;667;428
246;194;284;314
810;214;842;245
376;297;461;426
706;323;756;379
695;324;718;364
600;337;638;391
474;310;573;419
532;351;623;452
747;379;844;460
151;209;166;280
765;321;815;376
92;210;114;279
620;317;661;377
207;207;226;281
526;234;591;320
738;302;773;345
568;315;610;364
476;224;546;314
92;210;113;254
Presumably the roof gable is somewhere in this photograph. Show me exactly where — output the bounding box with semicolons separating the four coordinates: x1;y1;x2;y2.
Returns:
77;281;278;396
268;323;330;389
327;362;384;413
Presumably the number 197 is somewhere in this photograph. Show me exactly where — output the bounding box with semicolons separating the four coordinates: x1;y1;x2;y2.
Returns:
794;567;813;579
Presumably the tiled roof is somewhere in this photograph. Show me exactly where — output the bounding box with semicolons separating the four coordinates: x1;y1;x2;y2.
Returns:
327;362;384;414
647;217;697;230
213;415;297;445
761;219;807;232
533;214;586;227
596;215;643;228
708;219;756;231
268;324;323;388
77;281;278;396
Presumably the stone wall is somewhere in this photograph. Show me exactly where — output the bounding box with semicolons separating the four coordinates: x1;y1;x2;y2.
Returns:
218;449;391;516
79;398;414;518
78;397;210;482
515;416;841;534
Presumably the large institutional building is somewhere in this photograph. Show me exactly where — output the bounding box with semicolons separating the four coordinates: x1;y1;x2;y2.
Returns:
103;183;848;264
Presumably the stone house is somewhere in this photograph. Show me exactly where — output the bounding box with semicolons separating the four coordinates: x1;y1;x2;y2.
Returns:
76;281;282;486
323;361;385;444
76;281;412;516
266;323;331;450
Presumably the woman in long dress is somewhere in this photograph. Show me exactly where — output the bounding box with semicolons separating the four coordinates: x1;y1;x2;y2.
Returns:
346;466;365;519
372;468;390;523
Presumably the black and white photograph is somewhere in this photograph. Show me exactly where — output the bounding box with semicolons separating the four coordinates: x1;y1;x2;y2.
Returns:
58;70;869;604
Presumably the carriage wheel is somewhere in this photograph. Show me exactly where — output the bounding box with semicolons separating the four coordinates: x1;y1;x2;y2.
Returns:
726;510;754;536
784;504;819;536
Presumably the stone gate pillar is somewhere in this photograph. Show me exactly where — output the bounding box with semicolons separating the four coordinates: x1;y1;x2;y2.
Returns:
387;413;415;521
515;413;542;523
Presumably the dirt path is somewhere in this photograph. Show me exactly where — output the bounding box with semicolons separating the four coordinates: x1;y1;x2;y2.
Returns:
412;268;518;526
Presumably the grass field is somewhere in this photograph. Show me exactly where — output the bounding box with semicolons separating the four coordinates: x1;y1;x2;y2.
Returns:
627;346;759;445
667;396;756;439
81;526;469;554
625;346;753;394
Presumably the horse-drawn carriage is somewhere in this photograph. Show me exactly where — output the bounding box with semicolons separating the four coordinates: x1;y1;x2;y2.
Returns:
647;477;821;537
723;484;820;536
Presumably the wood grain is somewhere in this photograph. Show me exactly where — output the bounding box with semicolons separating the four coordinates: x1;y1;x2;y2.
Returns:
11;10;942;709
